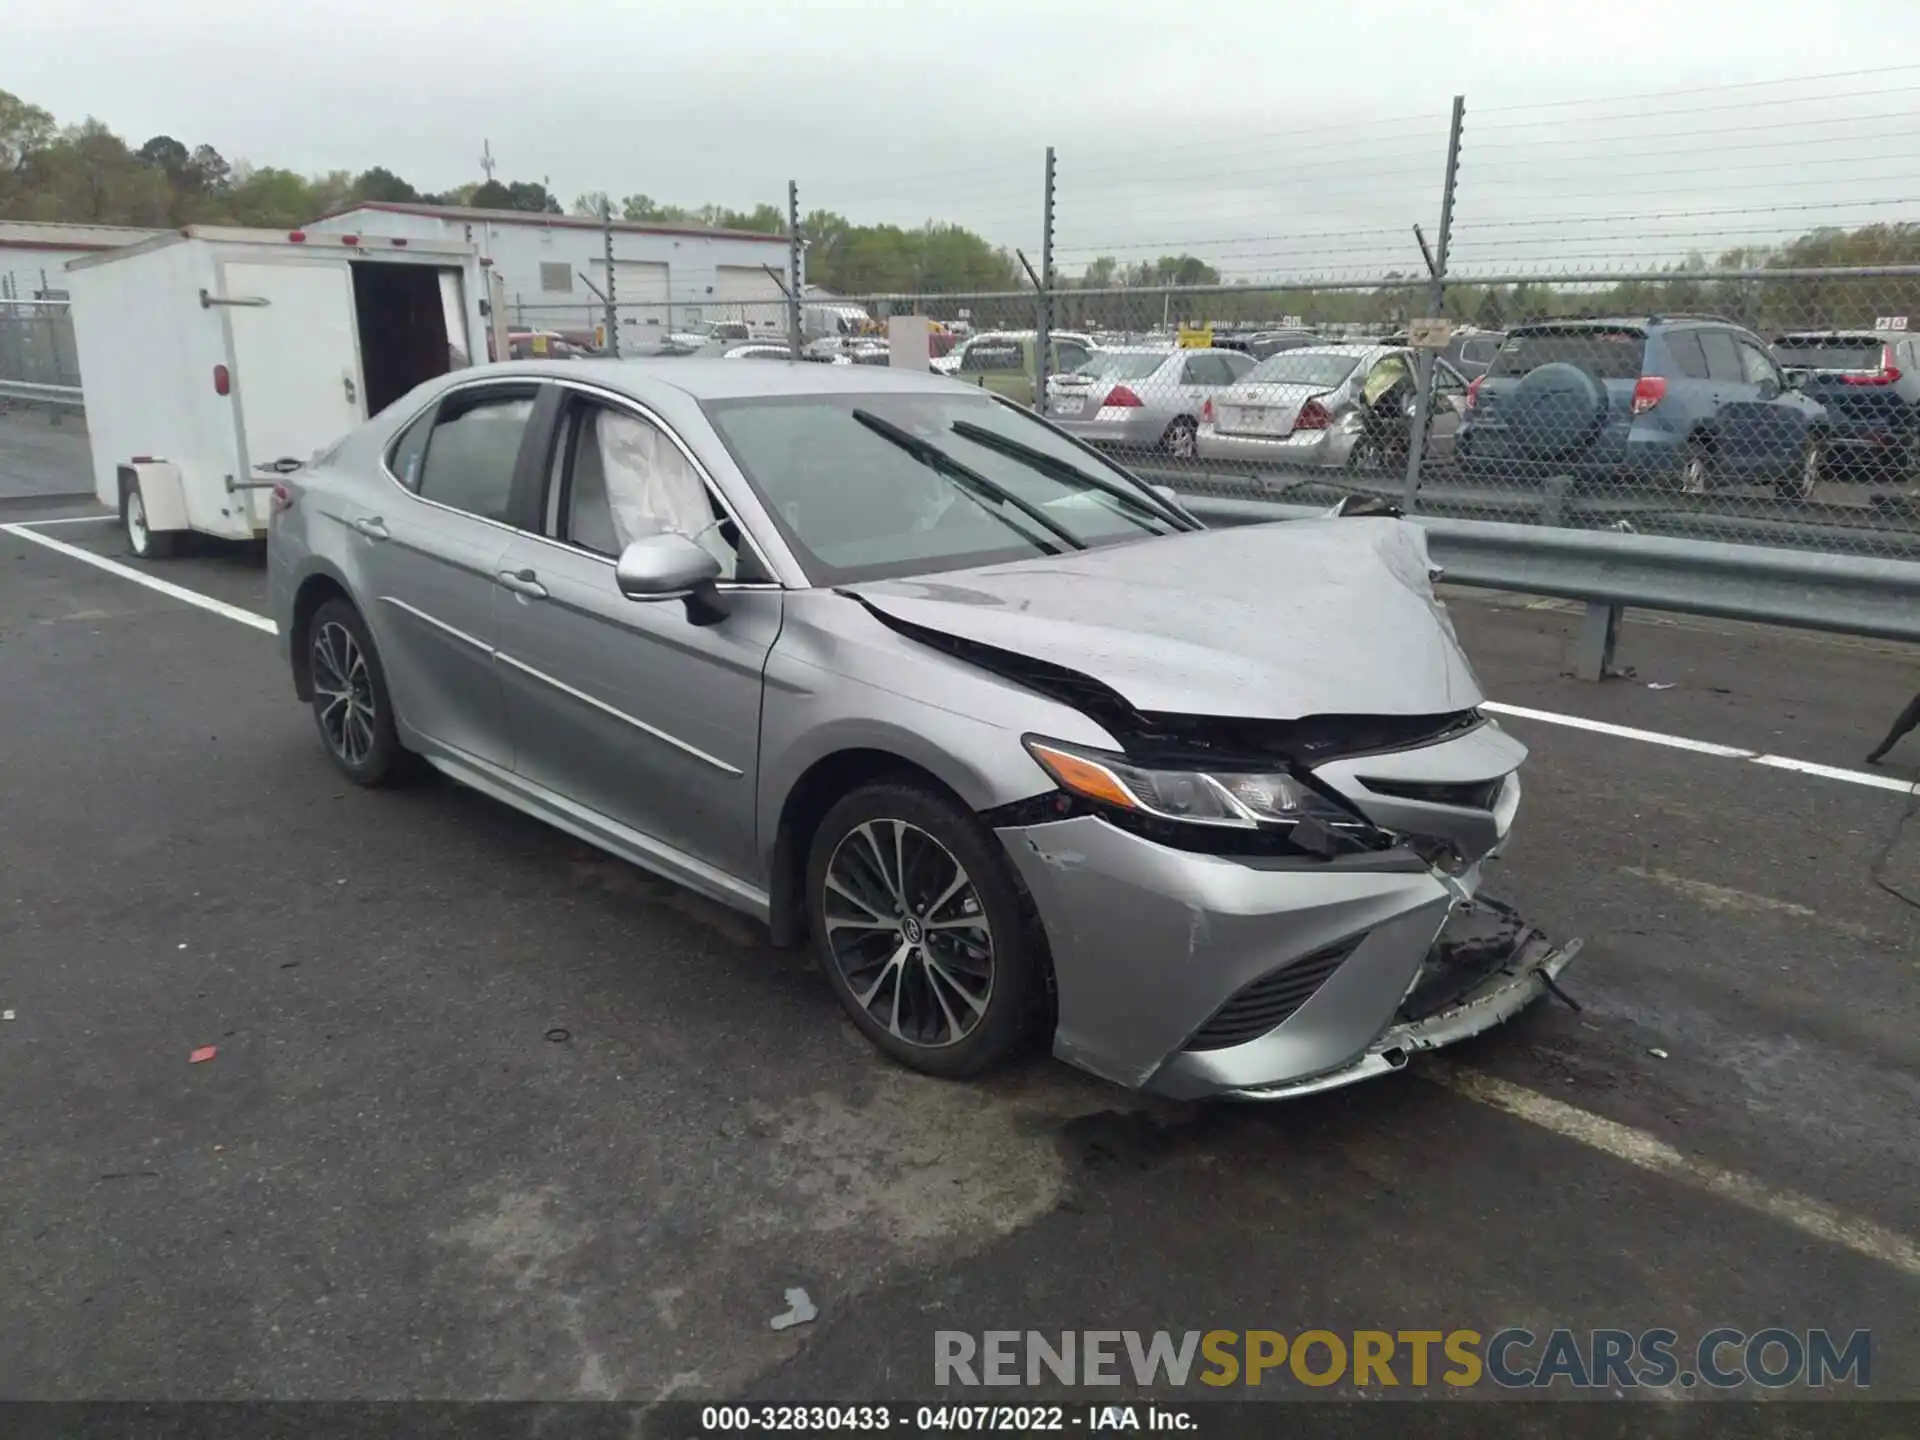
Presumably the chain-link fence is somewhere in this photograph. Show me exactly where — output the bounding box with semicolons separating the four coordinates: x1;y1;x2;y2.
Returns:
0;299;83;408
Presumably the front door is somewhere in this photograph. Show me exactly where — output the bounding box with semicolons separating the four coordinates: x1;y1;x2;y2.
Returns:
1717;336;1811;481
492;392;781;880
225;260;366;532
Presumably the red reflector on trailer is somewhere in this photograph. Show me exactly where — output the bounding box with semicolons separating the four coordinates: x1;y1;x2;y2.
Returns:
390;237;408;247
339;234;359;246
213;365;231;396
287;230;306;243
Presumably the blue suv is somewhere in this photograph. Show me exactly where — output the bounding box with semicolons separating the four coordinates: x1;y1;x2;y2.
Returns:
1457;317;1830;499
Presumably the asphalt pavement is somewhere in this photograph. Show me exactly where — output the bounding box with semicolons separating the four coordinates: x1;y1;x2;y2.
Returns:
1;500;1917;1418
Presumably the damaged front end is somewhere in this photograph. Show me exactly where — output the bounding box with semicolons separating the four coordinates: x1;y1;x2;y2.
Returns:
846;518;1579;1099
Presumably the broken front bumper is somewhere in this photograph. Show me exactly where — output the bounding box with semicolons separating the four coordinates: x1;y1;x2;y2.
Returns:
996;814;1578;1101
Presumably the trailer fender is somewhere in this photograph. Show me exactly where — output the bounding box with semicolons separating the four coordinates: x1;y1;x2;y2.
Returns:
118;462;190;533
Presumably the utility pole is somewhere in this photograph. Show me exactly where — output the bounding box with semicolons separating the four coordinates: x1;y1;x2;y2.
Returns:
601;194;619;358
1036;146;1055;412
1402;94;1465;514
787;180;803;359
479;140;496;183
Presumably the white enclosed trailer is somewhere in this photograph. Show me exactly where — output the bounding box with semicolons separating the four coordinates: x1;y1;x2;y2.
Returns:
67;226;493;557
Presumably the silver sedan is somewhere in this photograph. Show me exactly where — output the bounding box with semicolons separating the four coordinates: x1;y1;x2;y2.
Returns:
1198;344;1470;471
268;360;1575;1100
1043;347;1254;457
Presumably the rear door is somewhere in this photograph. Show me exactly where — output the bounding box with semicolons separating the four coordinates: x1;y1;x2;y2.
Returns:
349;380;545;771
225;259;367;528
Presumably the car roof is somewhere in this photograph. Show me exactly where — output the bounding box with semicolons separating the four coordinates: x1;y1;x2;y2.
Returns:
1258;343;1393;359
482;357;971;401
1773;330;1885;342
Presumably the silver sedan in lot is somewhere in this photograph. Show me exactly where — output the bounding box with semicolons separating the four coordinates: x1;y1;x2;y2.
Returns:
1198;344;1470;471
1043;347;1253;457
268;360;1576;1100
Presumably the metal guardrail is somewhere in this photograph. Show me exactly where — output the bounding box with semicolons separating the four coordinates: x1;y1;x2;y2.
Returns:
1175;489;1920;681
0;378;84;409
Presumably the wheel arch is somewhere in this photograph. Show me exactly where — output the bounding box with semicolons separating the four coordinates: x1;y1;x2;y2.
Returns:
287;565;356;701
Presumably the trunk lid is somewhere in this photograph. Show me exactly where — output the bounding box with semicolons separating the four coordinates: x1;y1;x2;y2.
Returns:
848;519;1481;720
1212;382;1339;438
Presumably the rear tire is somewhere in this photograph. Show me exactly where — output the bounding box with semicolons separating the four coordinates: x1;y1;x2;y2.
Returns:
1775;437;1825;502
121;479;177;559
1162;416;1198;459
806;780;1047;1080
1672;440;1712;496
306;598;408;787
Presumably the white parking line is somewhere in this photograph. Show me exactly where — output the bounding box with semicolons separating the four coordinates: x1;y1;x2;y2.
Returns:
0;522;277;635
13;513;117;526
1434;1064;1920;1281
1482;700;1915;796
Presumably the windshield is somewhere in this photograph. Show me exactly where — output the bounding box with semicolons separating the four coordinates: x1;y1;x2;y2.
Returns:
702;391;1182;583
1076;351;1169;381
1490;329;1645;380
1242;352;1360;387
1771;337;1885;370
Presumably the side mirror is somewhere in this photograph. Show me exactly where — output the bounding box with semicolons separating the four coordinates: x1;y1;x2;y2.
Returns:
1782;367;1811;390
615;532;722;600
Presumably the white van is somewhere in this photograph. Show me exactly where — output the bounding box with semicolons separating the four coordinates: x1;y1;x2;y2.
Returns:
67;225;491;558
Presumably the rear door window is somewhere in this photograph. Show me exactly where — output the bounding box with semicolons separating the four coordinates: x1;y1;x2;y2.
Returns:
415;389;536;523
1700;332;1744;384
1489;330;1645;380
1666;332;1710;380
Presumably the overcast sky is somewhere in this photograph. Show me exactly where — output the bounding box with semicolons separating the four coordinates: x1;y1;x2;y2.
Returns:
14;0;1920;277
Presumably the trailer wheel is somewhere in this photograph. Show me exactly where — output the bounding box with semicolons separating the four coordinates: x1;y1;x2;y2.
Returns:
121;478;177;560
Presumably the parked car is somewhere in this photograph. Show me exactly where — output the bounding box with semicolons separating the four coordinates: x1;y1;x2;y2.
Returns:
932;329;1096;378
1769;330;1919;482
1247;329;1320;359
1445;328;1506;380
943;331;1096;407
1198;345;1470;473
1458;318;1830;498
1044;347;1253;457
268;360;1573;1099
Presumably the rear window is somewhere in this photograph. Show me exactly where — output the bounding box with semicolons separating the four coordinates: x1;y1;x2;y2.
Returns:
1490;329;1646;381
1771;337;1885;370
1076;352;1169;381
1243;352;1360;387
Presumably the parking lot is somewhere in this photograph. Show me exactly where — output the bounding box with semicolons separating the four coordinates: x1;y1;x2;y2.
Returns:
3;476;1918;1409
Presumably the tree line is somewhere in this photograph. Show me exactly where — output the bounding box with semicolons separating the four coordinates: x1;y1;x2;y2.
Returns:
4;87;1911;326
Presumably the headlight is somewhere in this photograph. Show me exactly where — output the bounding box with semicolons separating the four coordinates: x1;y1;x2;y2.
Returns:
1024;738;1327;830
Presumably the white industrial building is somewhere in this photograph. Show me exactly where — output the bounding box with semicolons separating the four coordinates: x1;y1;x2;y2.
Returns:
304;202;791;341
0;221;163;300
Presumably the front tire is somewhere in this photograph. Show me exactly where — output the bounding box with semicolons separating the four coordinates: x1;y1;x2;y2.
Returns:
306;598;408;786
122;480;176;559
806;781;1047;1079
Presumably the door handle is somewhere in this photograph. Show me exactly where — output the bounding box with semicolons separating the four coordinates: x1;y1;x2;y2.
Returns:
351;516;389;541
496;567;548;600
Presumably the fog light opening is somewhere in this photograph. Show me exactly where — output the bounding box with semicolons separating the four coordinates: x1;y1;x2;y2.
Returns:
1380;1046;1409;1070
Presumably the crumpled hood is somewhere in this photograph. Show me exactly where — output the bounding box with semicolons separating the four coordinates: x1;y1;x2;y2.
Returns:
848;519;1482;720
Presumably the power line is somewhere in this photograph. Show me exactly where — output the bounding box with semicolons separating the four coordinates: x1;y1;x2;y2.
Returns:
1470;62;1920;116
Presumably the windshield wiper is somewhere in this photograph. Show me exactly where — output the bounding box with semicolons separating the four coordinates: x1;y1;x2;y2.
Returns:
851;409;1087;553
948;420;1193;533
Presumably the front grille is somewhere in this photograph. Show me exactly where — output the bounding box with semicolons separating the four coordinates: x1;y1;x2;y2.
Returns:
1360;776;1505;810
1182;940;1359;1052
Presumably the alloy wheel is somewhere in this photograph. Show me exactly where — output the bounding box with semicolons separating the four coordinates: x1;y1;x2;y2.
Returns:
1681;453;1710;495
312;620;378;767
126;491;149;555
822;819;995;1049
